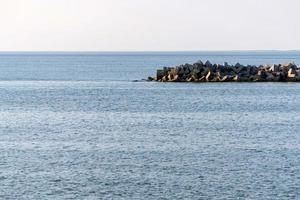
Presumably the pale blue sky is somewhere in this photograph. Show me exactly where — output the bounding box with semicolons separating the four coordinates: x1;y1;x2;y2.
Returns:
0;0;299;51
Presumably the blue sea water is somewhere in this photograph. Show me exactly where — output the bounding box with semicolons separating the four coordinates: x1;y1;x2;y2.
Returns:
0;51;300;199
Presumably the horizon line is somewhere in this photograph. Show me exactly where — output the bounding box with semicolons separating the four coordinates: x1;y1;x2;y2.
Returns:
0;50;300;53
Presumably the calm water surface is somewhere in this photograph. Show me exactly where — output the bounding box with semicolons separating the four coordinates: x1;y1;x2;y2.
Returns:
0;52;300;199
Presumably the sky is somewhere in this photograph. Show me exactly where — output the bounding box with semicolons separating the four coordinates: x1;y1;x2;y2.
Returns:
0;0;299;51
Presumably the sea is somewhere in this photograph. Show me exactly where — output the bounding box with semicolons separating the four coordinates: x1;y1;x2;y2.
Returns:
0;51;300;199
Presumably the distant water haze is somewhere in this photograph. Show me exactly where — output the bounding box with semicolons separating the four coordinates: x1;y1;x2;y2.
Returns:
0;0;299;51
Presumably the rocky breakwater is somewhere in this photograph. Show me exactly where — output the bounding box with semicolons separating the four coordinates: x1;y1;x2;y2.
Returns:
148;60;300;82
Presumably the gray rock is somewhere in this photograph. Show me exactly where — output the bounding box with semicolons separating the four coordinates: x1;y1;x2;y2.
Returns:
235;62;243;68
156;69;166;80
217;64;226;73
195;60;204;66
269;65;279;72
205;60;213;68
257;70;267;79
266;72;275;81
148;76;154;81
177;67;185;75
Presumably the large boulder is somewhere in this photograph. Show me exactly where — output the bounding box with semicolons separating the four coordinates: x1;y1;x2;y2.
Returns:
257;70;267;79
288;68;296;77
226;65;235;73
275;72;285;81
280;63;297;74
250;66;258;75
184;67;190;75
161;75;167;82
172;75;179;82
167;74;174;81
194;60;204;66
238;66;251;77
269;65;279;72
156;69;166;80
235;62;243;68
216;64;226;73
283;62;297;70
169;68;177;76
193;67;201;74
233;75;240;81
188;64;194;72
262;64;273;71
177;67;185;75
265;72;275;81
205;60;213;68
233;63;246;74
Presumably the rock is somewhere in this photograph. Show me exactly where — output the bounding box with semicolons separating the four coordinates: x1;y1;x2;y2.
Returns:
216;64;226;73
238;66;251;77
240;77;250;82
266;72;275;81
205;60;213;68
283;62;297;69
205;71;211;81
257;70;267;79
275;72;285;81
191;71;201;80
177;67;185;75
272;75;281;81
202;68;210;76
163;75;169;82
220;75;229;82
148;76;154;81
209;64;216;72
169;68;177;76
198;76;206;82
150;61;300;83
188;64;194;72
226;65;235;73
193;67;201;74
281;63;297;74
235;62;242;67
173;75;179;82
233;63;245;74
250;66;258;75
249;75;256;81
156;69;166;80
195;60;204;66
288;68;296;78
187;76;195;82
262;64;273;71
269;65;279;72
233;75;240;81
211;76;220;82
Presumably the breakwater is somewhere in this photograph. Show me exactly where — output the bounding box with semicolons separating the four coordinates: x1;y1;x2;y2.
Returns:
148;61;300;82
